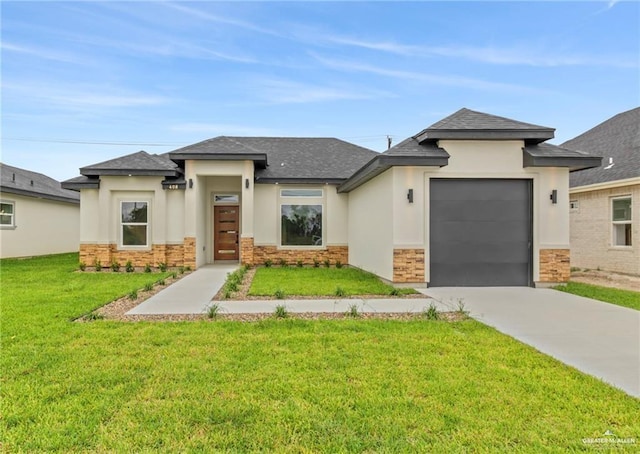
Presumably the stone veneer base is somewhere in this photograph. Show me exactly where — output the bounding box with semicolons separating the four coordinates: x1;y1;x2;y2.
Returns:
80;242;186;268
539;249;570;283
393;248;425;283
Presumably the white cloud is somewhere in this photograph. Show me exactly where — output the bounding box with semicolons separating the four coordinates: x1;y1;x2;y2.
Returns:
1;42;84;64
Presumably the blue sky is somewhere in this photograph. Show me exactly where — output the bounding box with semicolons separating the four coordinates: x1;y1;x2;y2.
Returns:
2;1;638;181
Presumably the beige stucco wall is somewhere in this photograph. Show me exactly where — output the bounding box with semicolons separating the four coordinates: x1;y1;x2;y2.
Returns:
253;183;348;248
0;192;79;258
416;139;572;283
348;168;394;281
184;160;253;266
570;183;639;274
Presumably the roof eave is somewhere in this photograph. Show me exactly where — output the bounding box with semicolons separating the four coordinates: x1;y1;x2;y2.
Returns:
522;152;603;171
255;177;345;185
167;152;268;168
338;155;449;193
416;129;554;143
80;169;177;177
1;186;80;204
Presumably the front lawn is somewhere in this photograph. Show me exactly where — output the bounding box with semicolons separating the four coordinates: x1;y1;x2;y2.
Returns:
248;266;417;296
2;254;639;452
555;282;640;311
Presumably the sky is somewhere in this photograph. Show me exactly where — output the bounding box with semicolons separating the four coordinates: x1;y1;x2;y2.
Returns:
1;1;638;181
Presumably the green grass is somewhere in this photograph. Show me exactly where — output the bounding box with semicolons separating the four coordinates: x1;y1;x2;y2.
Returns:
249;267;417;296
2;254;640;452
555;282;640;311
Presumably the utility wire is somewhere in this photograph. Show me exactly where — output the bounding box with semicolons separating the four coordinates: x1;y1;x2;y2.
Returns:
3;137;182;146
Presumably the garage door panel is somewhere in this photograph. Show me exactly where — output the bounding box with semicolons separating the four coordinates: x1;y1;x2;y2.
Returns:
431;220;530;243
429;179;532;287
431;200;528;222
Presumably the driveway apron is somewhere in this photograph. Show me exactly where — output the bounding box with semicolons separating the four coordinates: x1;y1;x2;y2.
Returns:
421;287;640;398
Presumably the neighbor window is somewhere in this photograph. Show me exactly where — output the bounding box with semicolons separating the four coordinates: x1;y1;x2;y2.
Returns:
570;200;579;212
121;201;148;246
0;201;15;227
612;197;632;246
281;204;323;246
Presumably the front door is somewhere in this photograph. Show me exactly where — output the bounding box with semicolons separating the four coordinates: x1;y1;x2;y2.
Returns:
214;205;239;261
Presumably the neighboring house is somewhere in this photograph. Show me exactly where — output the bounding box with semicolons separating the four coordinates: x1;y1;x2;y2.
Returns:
62;108;600;286
563;107;640;275
1;163;80;258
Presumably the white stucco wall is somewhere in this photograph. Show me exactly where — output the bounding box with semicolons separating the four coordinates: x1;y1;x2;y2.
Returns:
416;139;572;283
570;183;639;274
0;193;79;258
348;169;394;281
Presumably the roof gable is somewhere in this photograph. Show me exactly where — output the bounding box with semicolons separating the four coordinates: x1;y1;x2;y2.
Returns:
1;163;80;204
80;151;178;176
415;108;555;143
563;107;640;187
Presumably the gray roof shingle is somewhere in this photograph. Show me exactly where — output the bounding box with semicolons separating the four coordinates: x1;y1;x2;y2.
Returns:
1;163;80;204
523;143;602;171
80;151;179;176
562;107;640;187
171;137;378;182
415;108;555;143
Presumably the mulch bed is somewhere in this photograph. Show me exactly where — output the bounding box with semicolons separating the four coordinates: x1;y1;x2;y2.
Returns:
78;266;464;323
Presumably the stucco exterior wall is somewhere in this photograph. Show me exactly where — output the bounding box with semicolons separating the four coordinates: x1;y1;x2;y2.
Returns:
348;168;394;281
570;183;639;274
424;140;572;283
0;192;79;258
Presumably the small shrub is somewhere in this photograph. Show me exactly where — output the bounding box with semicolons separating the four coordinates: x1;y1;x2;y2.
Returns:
456;298;468;316
157;279;166;286
264;259;273;268
128;290;138;300
84;312;104;321
296;259;304;268
158;262;168;272
570;266;581;272
110;261;121;272
346;304;360;318
274;304;288;318
323;259;331;268
279;258;288;267
125;260;134;273
185;266;192;272
389;287;401;296
222;289;232;300
178;266;185;274
335;286;346;297
313;258;320;268
423;303;439;320
206;303;220;319
335;260;343;269
144;282;154;292
144;263;152;273
226;281;239;293
94;259;102;272
274;288;286;300
78;262;86;271
170;272;177;279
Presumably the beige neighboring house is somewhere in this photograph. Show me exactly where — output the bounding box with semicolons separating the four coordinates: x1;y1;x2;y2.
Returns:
563;107;640;275
62;108;600;286
1;163;80;258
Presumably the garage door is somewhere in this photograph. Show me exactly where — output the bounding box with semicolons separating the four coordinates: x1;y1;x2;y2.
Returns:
429;179;532;287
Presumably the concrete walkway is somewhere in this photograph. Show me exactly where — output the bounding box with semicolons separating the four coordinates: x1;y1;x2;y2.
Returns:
421;287;640;398
126;264;238;315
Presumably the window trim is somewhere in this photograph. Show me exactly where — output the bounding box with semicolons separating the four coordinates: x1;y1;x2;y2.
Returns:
280;203;324;248
569;200;579;212
0;200;16;229
120;200;149;248
611;195;632;248
280;189;324;198
278;187;326;249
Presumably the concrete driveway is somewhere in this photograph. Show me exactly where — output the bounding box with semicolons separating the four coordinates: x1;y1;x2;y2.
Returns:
421;287;640;398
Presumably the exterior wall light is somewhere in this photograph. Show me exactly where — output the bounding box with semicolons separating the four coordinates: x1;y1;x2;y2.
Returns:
550;189;558;204
189;179;193;189
245;178;250;189
407;189;414;203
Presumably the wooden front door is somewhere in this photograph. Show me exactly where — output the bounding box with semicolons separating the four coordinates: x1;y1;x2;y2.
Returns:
214;205;239;260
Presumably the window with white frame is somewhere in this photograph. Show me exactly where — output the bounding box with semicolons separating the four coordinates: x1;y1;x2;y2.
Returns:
280;189;323;246
121;201;148;246
612;197;632;246
0;201;15;227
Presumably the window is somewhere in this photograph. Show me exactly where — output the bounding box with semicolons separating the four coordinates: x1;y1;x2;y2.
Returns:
570;200;579;212
281;189;323;198
281;204;322;246
0;201;15;227
121;201;148;246
214;194;239;204
612;197;632;246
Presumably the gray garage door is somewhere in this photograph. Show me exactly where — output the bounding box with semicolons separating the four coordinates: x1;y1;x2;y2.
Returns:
429;179;532;287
